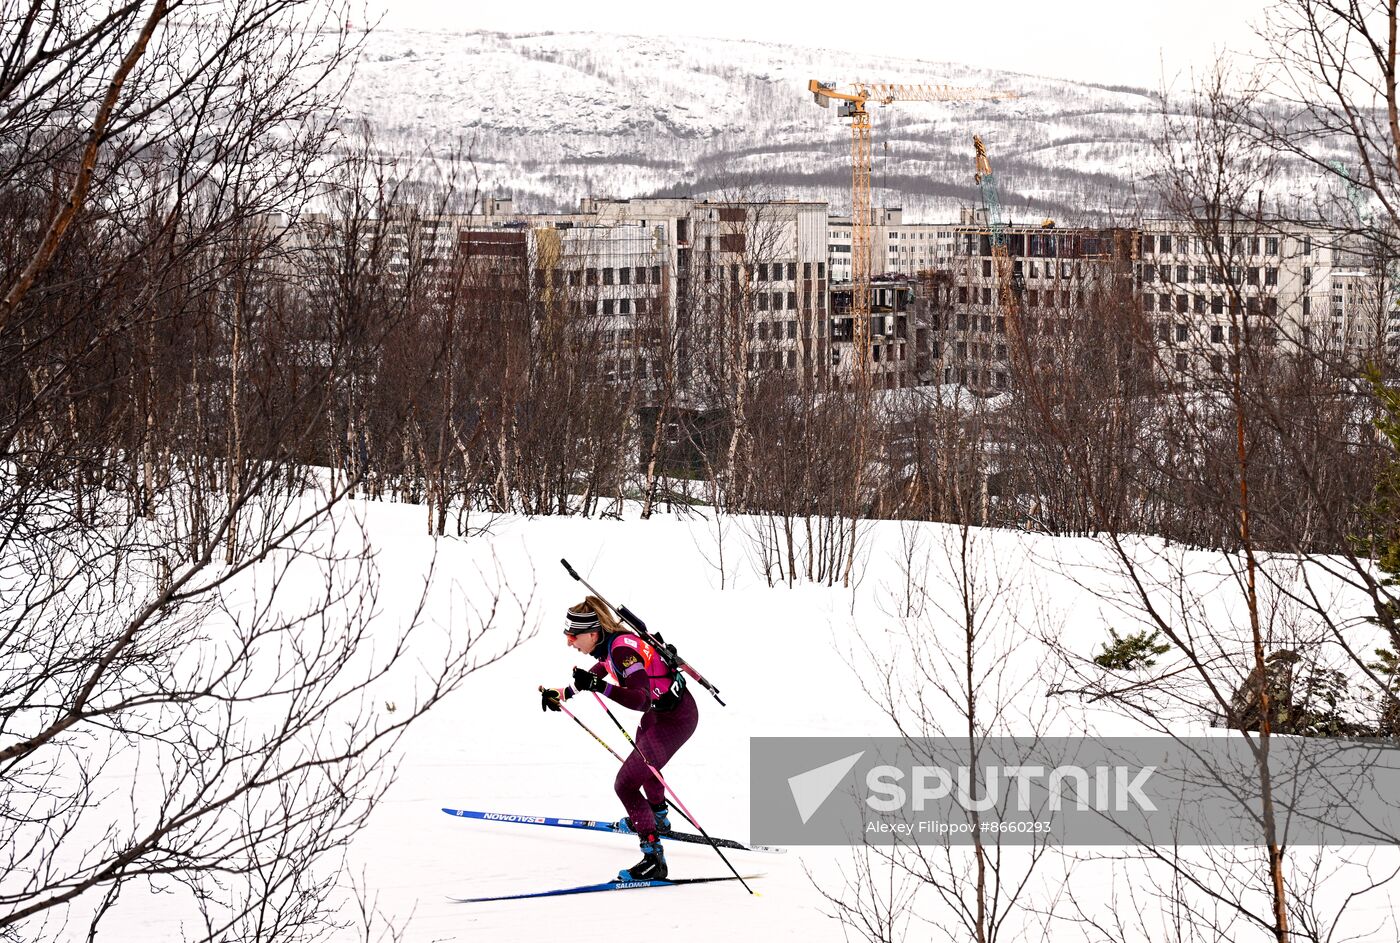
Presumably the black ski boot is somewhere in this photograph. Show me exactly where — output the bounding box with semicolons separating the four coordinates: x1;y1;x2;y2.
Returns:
617;833;667;881
617;802;672;835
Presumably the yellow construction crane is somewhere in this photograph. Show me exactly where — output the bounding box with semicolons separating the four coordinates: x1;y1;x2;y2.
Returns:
809;80;1017;387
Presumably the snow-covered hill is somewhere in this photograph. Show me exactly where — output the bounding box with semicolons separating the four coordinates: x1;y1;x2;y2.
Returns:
342;29;1175;222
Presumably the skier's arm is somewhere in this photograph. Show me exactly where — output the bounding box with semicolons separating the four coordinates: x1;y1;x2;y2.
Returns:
567;651;651;710
600;649;651;711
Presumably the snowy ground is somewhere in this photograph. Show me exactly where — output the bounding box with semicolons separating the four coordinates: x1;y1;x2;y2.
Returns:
82;496;1400;941
349;507;905;942
317;503;1150;941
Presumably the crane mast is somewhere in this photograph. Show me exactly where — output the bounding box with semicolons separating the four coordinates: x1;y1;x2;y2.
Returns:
974;134;1024;355
850;107;873;385
810;81;1016;388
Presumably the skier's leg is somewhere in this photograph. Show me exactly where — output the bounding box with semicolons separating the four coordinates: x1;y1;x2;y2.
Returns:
613;746;656;834
637;690;699;806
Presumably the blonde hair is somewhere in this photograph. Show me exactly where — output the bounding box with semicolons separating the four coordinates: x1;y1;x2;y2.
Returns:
569;595;622;634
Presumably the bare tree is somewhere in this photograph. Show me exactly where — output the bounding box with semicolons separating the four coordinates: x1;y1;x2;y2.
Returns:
817;458;1059;943
0;5;537;940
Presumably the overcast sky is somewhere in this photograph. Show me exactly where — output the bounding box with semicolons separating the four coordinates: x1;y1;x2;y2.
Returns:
368;0;1273;88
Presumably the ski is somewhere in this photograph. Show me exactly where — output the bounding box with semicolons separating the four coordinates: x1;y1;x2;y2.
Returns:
441;808;786;854
451;874;758;903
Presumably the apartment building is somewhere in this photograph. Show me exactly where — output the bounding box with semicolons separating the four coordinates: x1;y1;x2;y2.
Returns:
1329;268;1395;362
683;199;832;386
928;215;1398;393
530;223;669;386
828;207;956;282
937;221;1136;391
1137;220;1314;376
441;195;835;392
829;277;922;389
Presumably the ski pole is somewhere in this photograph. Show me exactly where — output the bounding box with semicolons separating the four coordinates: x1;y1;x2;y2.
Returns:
560;558;727;706
588;692;755;896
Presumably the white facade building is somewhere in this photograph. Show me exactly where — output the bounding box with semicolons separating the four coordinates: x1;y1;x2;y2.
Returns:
829;207;957;282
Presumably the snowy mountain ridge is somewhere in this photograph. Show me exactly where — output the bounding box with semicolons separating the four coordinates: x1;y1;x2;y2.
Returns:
342;29;1176;222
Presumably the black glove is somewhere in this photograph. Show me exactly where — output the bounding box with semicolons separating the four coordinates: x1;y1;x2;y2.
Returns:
572;666;606;693
540;686;571;712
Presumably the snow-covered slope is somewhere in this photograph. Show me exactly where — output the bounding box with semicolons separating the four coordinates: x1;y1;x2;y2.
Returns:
343;29;1174;222
70;491;1396;941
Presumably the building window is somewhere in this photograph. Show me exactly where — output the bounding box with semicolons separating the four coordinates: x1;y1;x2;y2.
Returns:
758;263;768;281
787;292;797;310
1175;352;1188;371
1265;267;1278;286
619;267;631;285
1266;236;1279;255
619;299;631;315
1211;325;1224;343
982;259;992;278
788;321;797;340
604;268;614;285
758;293;768;311
1176;324;1188;343
1160;235;1172;253
787;262;797;280
603;299;614;315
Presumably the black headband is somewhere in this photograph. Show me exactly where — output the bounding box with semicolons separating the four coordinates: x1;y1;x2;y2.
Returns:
565;609;601;635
